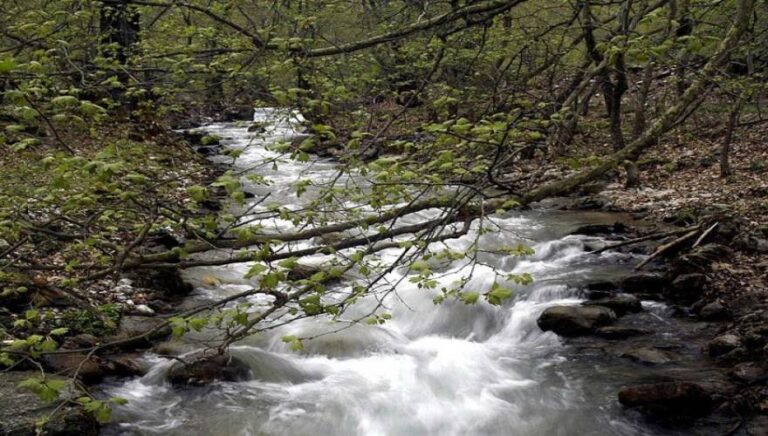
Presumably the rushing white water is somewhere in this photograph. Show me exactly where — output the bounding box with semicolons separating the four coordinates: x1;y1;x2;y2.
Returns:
103;109;672;436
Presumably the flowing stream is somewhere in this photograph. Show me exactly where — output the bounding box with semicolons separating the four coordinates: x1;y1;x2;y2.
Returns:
102;110;717;435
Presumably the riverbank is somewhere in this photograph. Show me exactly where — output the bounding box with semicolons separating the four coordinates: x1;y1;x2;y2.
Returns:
535;127;768;433
0;120;232;434
2;109;765;435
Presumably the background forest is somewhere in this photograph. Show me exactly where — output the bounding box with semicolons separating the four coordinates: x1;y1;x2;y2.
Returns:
1;0;767;434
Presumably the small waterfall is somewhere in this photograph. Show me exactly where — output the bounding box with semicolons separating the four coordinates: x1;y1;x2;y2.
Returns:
103;110;667;436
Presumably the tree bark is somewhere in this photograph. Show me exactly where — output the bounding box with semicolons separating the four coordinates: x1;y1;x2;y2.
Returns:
523;0;755;204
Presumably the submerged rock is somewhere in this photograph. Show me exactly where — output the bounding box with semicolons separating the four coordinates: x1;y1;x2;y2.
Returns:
537;305;616;336
167;353;251;386
595;326;652;340
582;293;642;316
0;371;99;435
620;347;677;365
618;381;713;418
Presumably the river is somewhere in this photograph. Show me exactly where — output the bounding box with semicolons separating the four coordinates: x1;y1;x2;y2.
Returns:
102;109;721;436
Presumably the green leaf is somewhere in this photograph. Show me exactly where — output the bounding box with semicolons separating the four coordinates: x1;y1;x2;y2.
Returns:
245;263;268;278
0;58;17;74
459;292;480;304
486;282;514;306
49;327;69;336
278;257;299;269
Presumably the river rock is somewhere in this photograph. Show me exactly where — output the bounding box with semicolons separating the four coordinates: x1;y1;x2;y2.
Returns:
571;222;629;236
0;371;99;435
111;315;170;342
595;326;652;340
247;121;267;133
103;353;149;378
667;273;706;301
698;301;730;321
618;381;713;417
620;273;667;294
707;334;742;357
42;353;104;383
585;281;619;292
167;353;252;386
620;347;676;365
537;306;616;336
676;243;732;272
582;294;642;316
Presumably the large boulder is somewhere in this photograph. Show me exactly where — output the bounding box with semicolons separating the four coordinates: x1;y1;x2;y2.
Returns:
41;354;104;384
667;273;707;301
537;306;616;336
620;273;668;294
0;371;99;435
698;301;731;321
707;334;742;357
167;353;251;386
618;381;713;418
582;294;642;316
104;315;171;347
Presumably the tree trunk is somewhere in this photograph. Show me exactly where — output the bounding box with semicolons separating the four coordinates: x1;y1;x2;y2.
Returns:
720;100;742;178
523;0;755;205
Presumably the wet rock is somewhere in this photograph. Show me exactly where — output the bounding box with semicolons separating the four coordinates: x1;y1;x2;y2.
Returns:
103;354;149;378
195;146;218;156
148;299;173;313
585;290;613;300
42;353;104;383
145;229;181;250
620;273;667;294
582;294;642;316
0;371;99;435
571;222;629;236
667;273;706;301
698;301;730;321
586;281;619;292
125;268;192;297
221;106;253;121
247;121;267;133
103;315;170;349
167;353;251;386
153;341;197;357
537;306;616;336
571;196;608;210
61;333;99;349
707;334;742;357
595;326;652;340
618;381;713;418
179;130;206;146
620;347;677;365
